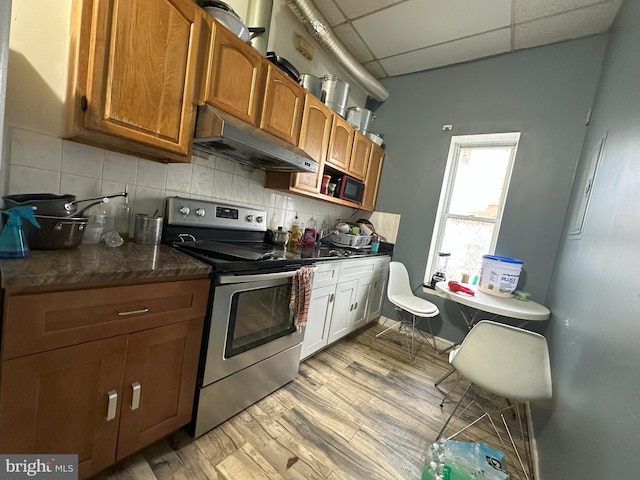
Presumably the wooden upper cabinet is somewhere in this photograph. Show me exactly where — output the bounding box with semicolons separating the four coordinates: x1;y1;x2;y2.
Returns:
78;0;204;160
203;20;265;125
260;64;304;145
326;115;355;172
291;94;333;193
349;131;372;180
361;143;384;211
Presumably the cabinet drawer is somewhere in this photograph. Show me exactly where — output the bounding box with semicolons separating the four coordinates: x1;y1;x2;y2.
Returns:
312;262;341;288
372;256;391;274
2;279;210;360
338;258;377;282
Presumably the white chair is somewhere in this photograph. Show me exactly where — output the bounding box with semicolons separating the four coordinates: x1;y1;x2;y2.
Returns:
436;320;552;480
375;261;440;361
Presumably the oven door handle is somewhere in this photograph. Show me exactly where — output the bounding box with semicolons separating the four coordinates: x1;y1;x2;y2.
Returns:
218;270;300;284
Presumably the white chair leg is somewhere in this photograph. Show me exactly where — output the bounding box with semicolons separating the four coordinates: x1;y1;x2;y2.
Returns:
377;309;437;362
436;383;472;440
435;367;456;387
374;321;402;338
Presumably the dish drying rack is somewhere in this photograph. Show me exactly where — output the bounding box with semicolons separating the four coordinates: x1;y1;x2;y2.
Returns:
330;233;372;249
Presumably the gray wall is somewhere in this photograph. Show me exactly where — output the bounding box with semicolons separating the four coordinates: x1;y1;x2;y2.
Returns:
536;0;640;477
0;0;10;197
371;36;608;342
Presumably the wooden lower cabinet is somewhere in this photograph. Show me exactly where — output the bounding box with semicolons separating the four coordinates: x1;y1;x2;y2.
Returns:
0;337;127;478
116;319;203;460
0;279;208;479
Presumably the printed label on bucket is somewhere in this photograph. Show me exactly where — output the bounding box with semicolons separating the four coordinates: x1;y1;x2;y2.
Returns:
499;272;520;292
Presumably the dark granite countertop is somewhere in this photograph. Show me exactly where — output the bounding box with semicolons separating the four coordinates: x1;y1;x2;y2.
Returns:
0;242;212;290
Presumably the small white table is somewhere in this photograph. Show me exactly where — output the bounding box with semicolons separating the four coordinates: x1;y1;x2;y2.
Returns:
427;281;551;386
433;281;550;323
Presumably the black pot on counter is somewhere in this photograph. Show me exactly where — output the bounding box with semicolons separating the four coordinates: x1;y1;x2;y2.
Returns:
3;192;127;218
3;193;79;216
24;215;89;250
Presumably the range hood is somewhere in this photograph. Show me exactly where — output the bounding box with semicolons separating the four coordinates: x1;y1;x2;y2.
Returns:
192;106;318;173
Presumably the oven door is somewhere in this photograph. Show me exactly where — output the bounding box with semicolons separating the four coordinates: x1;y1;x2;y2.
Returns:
203;269;304;385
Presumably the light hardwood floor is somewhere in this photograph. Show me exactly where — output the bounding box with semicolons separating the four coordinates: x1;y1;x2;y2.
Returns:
95;321;531;480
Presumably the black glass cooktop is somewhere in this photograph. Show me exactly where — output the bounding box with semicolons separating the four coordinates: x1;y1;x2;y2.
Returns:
171;240;371;273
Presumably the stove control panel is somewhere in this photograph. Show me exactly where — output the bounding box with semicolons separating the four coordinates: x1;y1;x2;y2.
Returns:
165;196;267;231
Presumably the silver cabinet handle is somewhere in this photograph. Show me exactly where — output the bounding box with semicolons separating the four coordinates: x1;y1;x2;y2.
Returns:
349;304;354;311
354;302;358;309
106;390;117;421
117;308;149;316
131;382;141;410
329;293;335;302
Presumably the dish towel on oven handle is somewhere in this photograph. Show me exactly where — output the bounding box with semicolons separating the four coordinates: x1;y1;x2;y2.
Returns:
290;266;314;329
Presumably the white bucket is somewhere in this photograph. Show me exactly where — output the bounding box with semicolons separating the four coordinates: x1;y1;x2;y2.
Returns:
478;255;523;297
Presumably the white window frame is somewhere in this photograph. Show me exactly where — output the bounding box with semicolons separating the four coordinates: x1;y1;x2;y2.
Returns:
424;132;521;285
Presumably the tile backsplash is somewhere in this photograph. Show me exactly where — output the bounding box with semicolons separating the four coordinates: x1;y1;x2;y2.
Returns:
6;128;400;242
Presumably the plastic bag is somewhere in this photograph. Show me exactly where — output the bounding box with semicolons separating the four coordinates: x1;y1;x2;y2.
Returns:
422;440;509;480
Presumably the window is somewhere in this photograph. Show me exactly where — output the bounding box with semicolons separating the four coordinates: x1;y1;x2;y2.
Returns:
424;132;520;286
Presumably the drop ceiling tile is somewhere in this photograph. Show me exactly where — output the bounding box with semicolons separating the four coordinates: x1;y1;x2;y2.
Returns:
333;0;407;20
313;0;345;27
362;60;388;79
334;23;374;63
353;0;511;58
380;28;511;77
515;0;616;23
514;3;621;49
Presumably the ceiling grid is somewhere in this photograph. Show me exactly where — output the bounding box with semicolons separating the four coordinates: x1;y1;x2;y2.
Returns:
313;0;623;77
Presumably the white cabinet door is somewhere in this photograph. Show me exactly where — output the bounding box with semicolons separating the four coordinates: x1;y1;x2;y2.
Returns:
367;273;387;322
327;280;357;344
301;284;336;360
351;276;373;331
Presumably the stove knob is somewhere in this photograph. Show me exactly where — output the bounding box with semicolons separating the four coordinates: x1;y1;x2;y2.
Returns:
195;208;206;217
179;205;190;215
246;215;254;222
256;216;264;223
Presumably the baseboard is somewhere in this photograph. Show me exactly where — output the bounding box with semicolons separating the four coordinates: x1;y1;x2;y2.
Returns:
376;315;455;351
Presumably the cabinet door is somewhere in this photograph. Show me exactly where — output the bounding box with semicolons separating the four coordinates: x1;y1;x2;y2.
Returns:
328;280;358;343
351;276;373;331
301;284;336;360
0;337;127;480
204;22;264;125
361;143;385;211
326;115;354;171
349;132;372;180
116;318;203;460
83;0;203;156
260;64;304;144
367;273;387;322
292;94;333;194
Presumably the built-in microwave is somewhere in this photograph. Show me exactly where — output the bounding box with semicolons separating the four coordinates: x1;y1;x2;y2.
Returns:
333;175;364;204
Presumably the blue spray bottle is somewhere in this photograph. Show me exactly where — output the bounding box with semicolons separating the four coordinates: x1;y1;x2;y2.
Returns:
0;206;40;259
